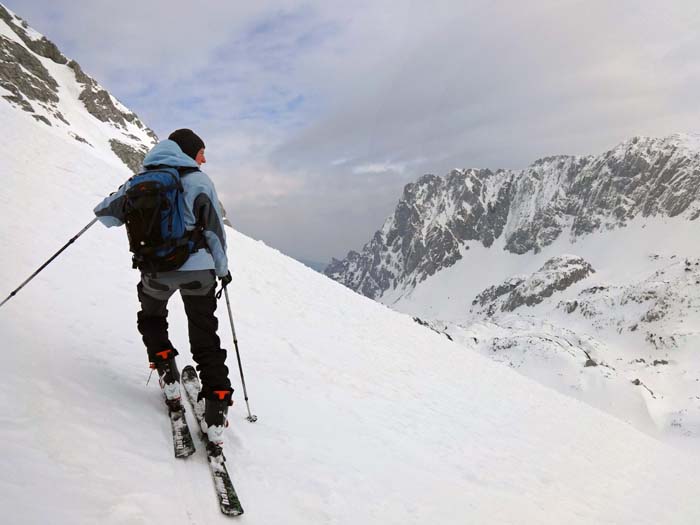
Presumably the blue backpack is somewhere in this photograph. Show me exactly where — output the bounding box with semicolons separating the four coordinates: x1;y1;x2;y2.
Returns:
123;166;202;273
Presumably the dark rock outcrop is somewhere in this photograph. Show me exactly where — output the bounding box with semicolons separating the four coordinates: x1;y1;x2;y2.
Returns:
556;256;700;341
109;139;148;174
471;255;594;316
0;36;58;112
0;4;159;172
0;5;67;64
69;60;156;142
325;168;514;298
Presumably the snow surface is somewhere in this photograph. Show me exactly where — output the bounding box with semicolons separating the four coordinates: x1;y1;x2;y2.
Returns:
3;6;700;520
387;211;700;445
3;74;700;524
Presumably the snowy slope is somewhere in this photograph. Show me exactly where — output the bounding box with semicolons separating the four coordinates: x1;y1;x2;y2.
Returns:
386;215;700;442
3;5;700;524
322;102;700;441
3;104;700;524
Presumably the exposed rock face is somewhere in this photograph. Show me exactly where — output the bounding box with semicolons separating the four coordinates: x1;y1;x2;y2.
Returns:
327;135;700;299
326;168;513;298
557;256;700;342
470;277;525;317
0;35;62;123
0;2;158;169
471;255;594;316
69;60;157;142
109;139;148;174
0;4;70;126
69;132;92;146
0;5;67;64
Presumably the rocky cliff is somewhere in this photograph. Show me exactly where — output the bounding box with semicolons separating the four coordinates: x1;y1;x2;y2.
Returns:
0;3;156;170
326;134;700;299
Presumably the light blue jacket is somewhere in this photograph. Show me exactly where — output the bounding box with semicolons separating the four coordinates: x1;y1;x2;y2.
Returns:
94;140;229;277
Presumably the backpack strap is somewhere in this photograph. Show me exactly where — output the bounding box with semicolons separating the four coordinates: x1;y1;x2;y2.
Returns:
178;167;200;176
141;164;199;176
188;225;207;252
174;167;206;251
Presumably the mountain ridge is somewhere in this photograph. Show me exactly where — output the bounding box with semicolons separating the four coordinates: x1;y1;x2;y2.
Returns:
326;133;700;300
0;2;156;172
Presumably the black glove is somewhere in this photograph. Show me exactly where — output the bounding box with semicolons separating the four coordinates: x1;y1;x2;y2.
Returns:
220;271;232;287
215;271;232;299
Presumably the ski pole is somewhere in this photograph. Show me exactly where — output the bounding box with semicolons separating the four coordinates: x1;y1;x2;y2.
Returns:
223;287;257;422
0;217;98;309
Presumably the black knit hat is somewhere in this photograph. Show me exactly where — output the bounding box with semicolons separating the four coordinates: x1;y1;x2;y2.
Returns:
168;128;205;160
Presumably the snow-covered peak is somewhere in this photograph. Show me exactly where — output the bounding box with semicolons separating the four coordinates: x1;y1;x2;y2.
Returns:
0;2;156;172
327;133;700;300
611;133;700;159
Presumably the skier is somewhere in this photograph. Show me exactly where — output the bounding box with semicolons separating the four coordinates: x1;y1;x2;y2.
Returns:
94;129;233;450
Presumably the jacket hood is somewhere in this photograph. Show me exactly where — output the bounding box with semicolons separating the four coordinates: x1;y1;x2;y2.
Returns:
142;140;200;169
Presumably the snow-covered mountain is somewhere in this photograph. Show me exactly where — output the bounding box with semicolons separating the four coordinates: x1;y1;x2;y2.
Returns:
3;5;700;523
326;134;700;441
0;3;157;171
327;134;700;299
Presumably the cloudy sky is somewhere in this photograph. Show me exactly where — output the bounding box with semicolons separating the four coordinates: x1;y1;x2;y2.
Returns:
9;0;700;262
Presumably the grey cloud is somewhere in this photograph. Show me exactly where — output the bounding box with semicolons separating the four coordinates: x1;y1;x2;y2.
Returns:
9;0;700;261
255;1;700;261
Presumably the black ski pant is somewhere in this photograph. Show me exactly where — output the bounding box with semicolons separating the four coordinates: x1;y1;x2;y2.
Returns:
136;269;231;398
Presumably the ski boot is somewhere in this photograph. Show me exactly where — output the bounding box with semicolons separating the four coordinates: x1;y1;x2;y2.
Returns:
150;349;182;412
203;390;232;456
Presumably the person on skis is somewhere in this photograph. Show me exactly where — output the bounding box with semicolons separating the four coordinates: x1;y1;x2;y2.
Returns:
93;129;233;450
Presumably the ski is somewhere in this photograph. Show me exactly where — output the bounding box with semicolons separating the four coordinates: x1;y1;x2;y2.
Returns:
181;365;244;516
167;399;196;458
